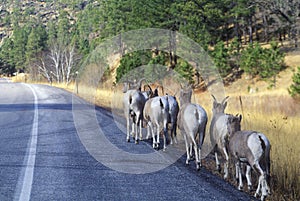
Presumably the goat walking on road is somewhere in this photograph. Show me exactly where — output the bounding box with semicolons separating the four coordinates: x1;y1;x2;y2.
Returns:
143;96;169;150
123;79;155;143
166;94;179;145
177;87;207;170
209;95;231;179
227;114;271;201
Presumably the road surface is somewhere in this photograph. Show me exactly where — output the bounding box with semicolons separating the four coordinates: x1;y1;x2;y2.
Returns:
0;82;256;201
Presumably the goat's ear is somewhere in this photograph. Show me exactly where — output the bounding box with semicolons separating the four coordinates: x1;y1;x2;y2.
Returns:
238;114;242;122
222;96;229;105
211;94;217;102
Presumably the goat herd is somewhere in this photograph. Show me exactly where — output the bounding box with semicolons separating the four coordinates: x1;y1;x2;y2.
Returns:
122;78;271;201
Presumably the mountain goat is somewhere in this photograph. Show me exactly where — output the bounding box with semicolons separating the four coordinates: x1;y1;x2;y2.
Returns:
143;96;169;150
177;87;207;170
209;95;231;179
123;78;148;143
227;114;271;201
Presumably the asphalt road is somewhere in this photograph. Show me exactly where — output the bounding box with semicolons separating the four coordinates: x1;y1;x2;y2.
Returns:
0;81;256;201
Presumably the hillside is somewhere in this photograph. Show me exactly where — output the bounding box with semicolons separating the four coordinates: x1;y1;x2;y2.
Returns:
225;52;299;95
0;0;92;44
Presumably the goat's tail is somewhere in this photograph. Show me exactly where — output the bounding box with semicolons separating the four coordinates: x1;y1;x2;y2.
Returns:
195;108;207;147
258;134;271;177
258;135;266;151
159;97;169;110
129;94;133;105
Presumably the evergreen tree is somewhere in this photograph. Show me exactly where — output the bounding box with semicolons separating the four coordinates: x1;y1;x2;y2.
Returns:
260;40;284;87
240;42;262;78
47;21;57;46
289;66;300;97
174;59;194;85
0;38;15;75
57;10;71;46
211;40;231;77
12;25;28;72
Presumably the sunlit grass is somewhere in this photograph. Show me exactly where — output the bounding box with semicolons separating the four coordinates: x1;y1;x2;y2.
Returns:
226;94;300;201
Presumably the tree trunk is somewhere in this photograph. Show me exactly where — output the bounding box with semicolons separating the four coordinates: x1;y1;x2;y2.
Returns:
262;13;269;42
248;16;253;44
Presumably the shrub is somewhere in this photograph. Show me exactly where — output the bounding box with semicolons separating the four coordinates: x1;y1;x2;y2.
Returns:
289;66;300;97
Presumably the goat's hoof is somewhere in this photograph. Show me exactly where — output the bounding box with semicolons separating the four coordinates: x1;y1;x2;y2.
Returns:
196;162;201;171
127;138;130;142
216;165;221;172
135;140;139;144
238;186;243;191
248;185;253;191
254;193;259;198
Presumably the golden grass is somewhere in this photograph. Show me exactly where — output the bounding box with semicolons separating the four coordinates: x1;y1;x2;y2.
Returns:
217;93;299;201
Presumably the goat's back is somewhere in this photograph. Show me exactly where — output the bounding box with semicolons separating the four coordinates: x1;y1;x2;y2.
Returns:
229;131;270;170
178;103;207;133
210;114;229;148
143;96;169;123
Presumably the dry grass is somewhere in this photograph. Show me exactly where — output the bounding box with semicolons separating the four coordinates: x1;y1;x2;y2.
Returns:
226;95;300;201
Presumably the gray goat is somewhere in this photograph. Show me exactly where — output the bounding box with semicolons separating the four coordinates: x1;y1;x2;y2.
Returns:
123;78;151;143
143;96;169;150
177;87;207;170
209;95;231;179
166;94;179;145
227;114;271;201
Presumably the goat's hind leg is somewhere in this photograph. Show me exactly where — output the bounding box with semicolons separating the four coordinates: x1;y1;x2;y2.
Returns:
245;165;253;191
126;117;130;142
190;134;200;170
223;147;229;179
148;122;156;149
253;162;268;200
170;123;178;145
214;148;221;172
183;132;190;165
236;161;243;191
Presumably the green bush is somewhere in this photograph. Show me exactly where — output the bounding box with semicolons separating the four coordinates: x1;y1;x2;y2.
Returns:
289;66;300;97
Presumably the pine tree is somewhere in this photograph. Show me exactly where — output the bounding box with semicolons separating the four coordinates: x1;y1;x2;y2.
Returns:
211;41;231;77
289;66;300;97
0;38;15;75
259;40;284;87
240;42;262;78
11;25;28;72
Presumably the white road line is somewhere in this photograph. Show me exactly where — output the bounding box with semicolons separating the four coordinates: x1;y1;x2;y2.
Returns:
16;84;39;201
